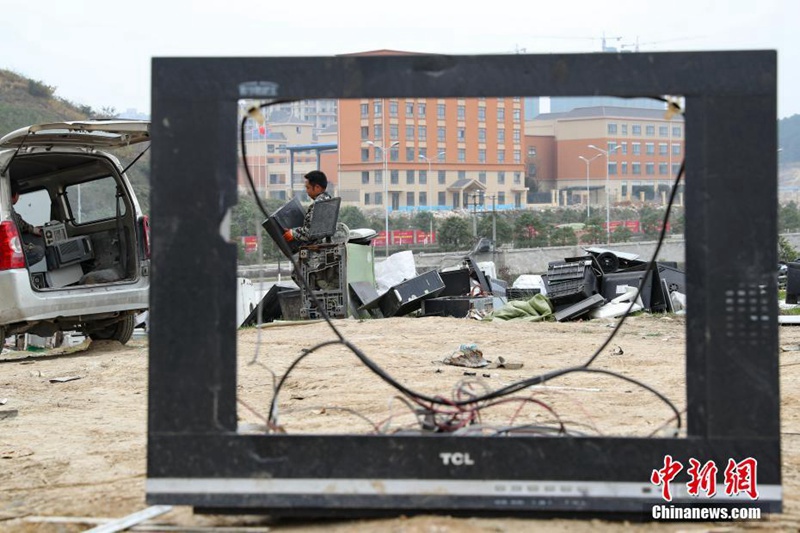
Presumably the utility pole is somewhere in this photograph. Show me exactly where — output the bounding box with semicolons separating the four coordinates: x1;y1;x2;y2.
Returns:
491;195;497;255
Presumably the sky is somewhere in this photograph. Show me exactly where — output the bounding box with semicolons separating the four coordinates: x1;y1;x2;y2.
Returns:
1;0;796;118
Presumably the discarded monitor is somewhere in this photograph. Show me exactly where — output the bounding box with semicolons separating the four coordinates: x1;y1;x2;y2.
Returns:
147;51;781;517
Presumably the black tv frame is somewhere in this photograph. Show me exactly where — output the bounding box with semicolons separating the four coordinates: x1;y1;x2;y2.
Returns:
147;51;780;517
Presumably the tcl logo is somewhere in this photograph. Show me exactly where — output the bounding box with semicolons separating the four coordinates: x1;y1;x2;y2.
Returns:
440;452;475;466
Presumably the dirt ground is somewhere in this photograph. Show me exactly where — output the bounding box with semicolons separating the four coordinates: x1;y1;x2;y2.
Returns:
1;313;799;532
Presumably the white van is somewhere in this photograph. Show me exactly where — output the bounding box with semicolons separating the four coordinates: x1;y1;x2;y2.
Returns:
0;121;150;344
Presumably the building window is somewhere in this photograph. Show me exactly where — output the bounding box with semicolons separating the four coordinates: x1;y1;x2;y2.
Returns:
390;146;399;162
646;125;655;136
361;148;369;162
360;103;368;117
659;162;668;175
659;125;668;136
646;163;655;175
420;170;427;185
457;128;466;141
632;162;641;175
672;163;681;175
621;182;628;197
438;170;446;184
479;171;486;184
513;129;521;143
513;109;520;122
632;142;641;155
418;125;427;141
375;170;383;184
458;170;466;180
498;171;505;185
514;150;521;163
390;170;399;185
478;149;486;163
457;105;466;120
646;143;655;155
374;100;382;117
621;142;628;155
390;124;398;140
514;172;521;184
498;192;505;204
438;191;446;205
406;102;414;116
608;141;618;153
438;126;446;142
632;124;642;135
361;126;369;140
364;192;371;205
374;192;383;205
458;149;466;162
609;162;618;175
362;171;369;184
406;147;415;161
515;192;522;208
373;124;382;140
389;101;398;117
659;143;668;155
418;103;426;117
672;144;681;155
267;144;275;153
478;128;486;142
406;124;414;139
608;123;618;134
497;108;505;121
672;126;682;138
621;162;628;175
419;147;427;159
498;149;505;163
419;191;427;206
407;192;415;206
406;170;415;184
498;129;505;142
437;103;445;119
528;146;537;157
621;124;628;135
478;107;486;121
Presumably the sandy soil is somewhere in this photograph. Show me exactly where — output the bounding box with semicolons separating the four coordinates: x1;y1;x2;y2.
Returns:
1;314;799;532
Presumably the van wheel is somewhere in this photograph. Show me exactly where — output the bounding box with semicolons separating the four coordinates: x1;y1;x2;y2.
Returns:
88;315;135;345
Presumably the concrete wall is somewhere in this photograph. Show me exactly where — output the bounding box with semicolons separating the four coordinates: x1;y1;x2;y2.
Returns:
415;238;685;277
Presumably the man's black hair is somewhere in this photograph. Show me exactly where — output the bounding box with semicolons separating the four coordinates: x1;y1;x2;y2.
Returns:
10;179;20;197
304;170;328;190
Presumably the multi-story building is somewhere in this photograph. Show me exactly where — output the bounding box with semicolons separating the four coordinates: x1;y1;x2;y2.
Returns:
237;105;322;200
525;106;685;206
525;96;665;120
337;96;528;212
266;100;338;136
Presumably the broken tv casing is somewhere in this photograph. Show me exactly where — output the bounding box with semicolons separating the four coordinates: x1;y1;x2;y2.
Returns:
147;51;780;516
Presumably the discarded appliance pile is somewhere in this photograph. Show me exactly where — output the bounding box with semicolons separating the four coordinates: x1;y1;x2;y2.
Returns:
530;247;687;322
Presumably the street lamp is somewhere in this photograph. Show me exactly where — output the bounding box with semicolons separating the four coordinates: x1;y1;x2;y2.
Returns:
578;154;602;219
366;139;400;257
419;151;445;212
588;144;621;243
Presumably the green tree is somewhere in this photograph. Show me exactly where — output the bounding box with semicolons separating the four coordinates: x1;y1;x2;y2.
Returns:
779;235;799;263
411;210;435;232
477;213;513;245
339;205;369;230
780;202;800;233
612;225;633;243
438;216;472;251
550;226;578;246
513;212;540;247
639;206;663;240
581;224;605;244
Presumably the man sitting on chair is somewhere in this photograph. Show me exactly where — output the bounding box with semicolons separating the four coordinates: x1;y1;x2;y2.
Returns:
283;170;332;245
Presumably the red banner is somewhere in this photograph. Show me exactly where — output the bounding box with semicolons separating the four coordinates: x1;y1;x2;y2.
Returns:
372;230;437;247
241;236;258;253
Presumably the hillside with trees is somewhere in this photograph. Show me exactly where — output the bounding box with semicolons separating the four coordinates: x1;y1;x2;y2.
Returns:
0;68;151;212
